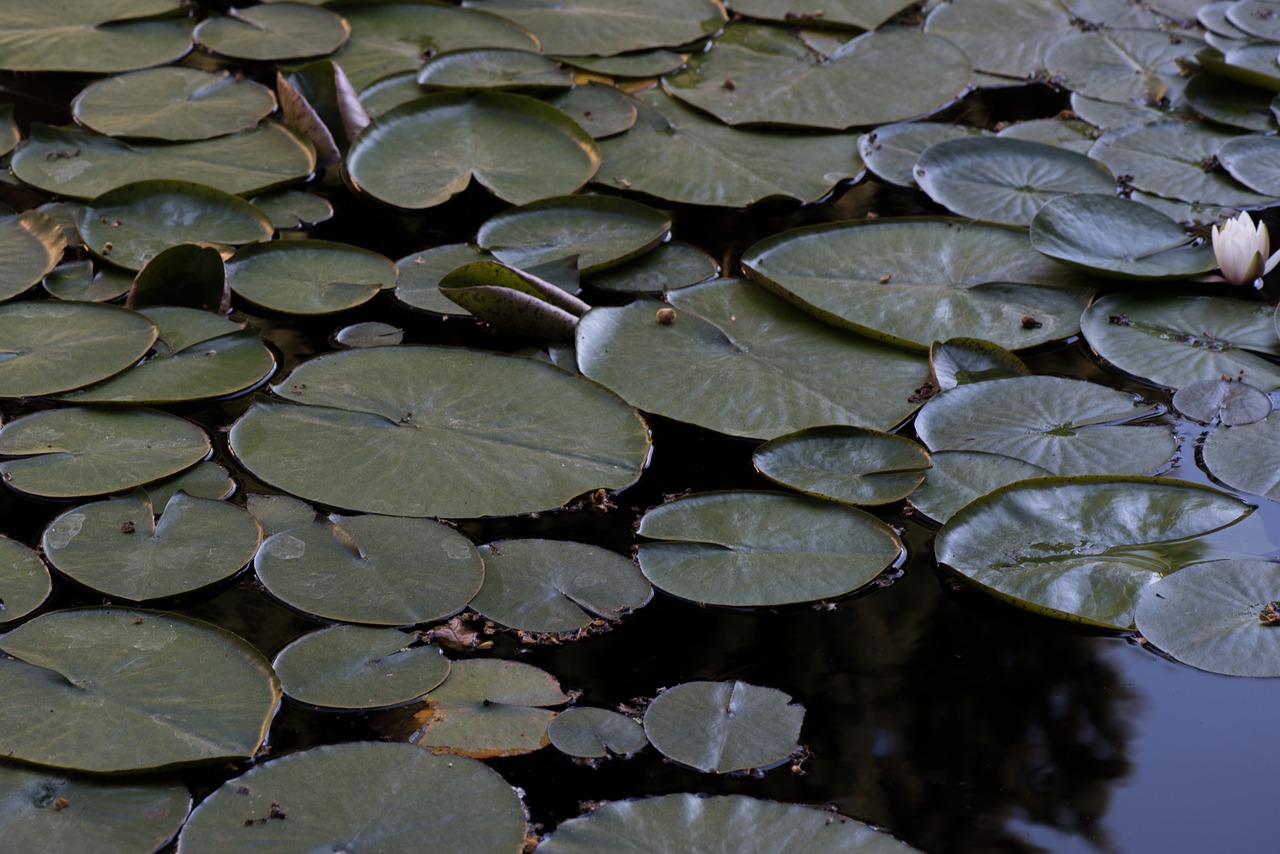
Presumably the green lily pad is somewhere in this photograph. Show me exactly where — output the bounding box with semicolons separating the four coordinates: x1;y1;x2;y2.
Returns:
728;0;916;29
995;117;1097;154
741;218;1093;351
245;493;317;539
1029;193;1216;280
128;244;230;313
41;491;261;602
393;243;488;315
12;122;316;200
753;426;930;506
418;48;573;90
1173;379;1272;426
470;538;652;634
0;407;210;500
1135;560;1280;677
914;376;1175;476
858;122;988;188
1045;28;1202;107
914;137;1115;226
41;262;132;302
144;461;236;506
935;476;1255;629
0;302;158;398
544;83;638;139
1217;134;1280;196
1080;293;1280;391
254;513;483;626
347;91;600;209
907;450;1053;524
229;346;649;518
175;743;528;854
0;0;192;73
547;707;646;759
462;0;725;56
57;307;275;405
643;680;803;773
0;537;52;626
584;241;718;293
1227;0;1280;39
0;607;280;772
333;321;404;348
1070;92;1171;133
930;337;1030;390
0;764;190;853
1183;73;1277;132
0;104;17;158
1202;415;1280;500
272;625;450;710
555;49;691;77
248;189;334;230
594;87;864;207
410;657;568;757
1197;43;1280;92
577;279;929;439
227;239;397;315
71;67;278;141
923;0;1072;79
637;490;902;606
663;24;971;129
0;206;67;302
78;180;273;272
538;793;922;853
194;3;350;62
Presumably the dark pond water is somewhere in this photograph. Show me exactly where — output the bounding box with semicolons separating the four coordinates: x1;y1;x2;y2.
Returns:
4;73;1280;854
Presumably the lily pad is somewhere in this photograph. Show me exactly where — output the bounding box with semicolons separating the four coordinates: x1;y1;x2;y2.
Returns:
44;262;134;303
1045;28;1202;107
1216;134;1280;196
470;538;652;634
175;742;528;854
333;321;404;348
71;67;277;141
1080;293;1280;391
0;607;280;772
418;48;573;90
544;83;638;139
393;243;489;315
538;793;922;853
12;122;316;200
245;493;318;539
1135;559;1280;677
194;3;350;62
930;337;1030;390
858;122;987;189
555;49;691;77
728;0;916;29
663;24;971;130
0;105;15;157
584;241;718;293
753;427;930;506
1183;73;1277;132
227;239;397;315
0;537;52;625
249;189;334;230
1029;193;1216;280
411;657;568;757
923;0;1073;79
254;513;483;626
594;87;865;207
0;301;158;398
1226;0;1280;39
0;764;190;853
0;206;68;302
0;1;192;73
462;0;726;56
477;195;671;274
916;137;1114;226
229;346;650;518
547;707;646;759
1202;415;1280;500
995;117;1097;154
935;476;1255;629
577;279;929;439
144;461;236;506
271;625;450;710
41;491;261;602
636;490;902;606
741;218;1093;350
914;376;1175;476
643;680;803;773
436;262;568;336
1173;379;1272;426
345;92;600;209
128;244;230;313
0;407;210;500
907;450;1053;524
78;180;273;272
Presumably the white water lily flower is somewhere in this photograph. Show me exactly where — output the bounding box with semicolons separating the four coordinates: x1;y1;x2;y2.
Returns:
1211;212;1280;287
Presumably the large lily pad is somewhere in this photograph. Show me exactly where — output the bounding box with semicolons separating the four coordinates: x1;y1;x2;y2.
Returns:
1080;293;1280;391
643;680;803;773
463;0;726;56
0;407;210;500
663;24;971;129
411;657;568;757
741;218;1093;350
345;92;600;209
470;538;652;634
0;607;280;772
547;707;647;759
753;426;930;506
194;3;350;62
229;346;649;518
175;743;528;854
636;490;902;606
0;537;52;625
577;279;929;438
254;513;483;625
0;0;192;73
227;239;397;315
924;0;1073;79
935;476;1255;629
914;376;1175;476
907;450;1053;524
1045;28;1202;106
0;206;68;302
41;491;262;601
1217;134;1280;196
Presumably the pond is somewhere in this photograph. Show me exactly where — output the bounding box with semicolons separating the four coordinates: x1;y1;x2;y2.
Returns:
3;1;1280;852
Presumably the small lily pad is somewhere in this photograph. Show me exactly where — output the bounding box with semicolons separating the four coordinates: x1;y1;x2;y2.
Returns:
907;450;1053;524
547;707;646;759
1202;415;1280;500
0;537;52;626
643;680;803;773
128;245;230;313
753;426;930;506
144;461;236;506
418;48;573;90
544;83;638;139
194;3;350;62
333;321;404;348
245;493;317;539
42;262;134;303
227;239;397;315
858;122;988;188
930;337;1030;390
393;244;490;315
584;241;717;293
1217;134;1280;196
0;206;67;302
248;189;334;230
1173;379;1272;426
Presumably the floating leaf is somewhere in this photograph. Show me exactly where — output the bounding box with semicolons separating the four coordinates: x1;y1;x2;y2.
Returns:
1202;415;1280;500
858;122;987;188
144;461;236;506
0;537;52;626
1217;134;1280;196
930;337;1030;390
393;244;488;315
1173;379;1271;426
584;241;717;293
244;493;317;539
418;48;573;90
470;538;652;634
254;513;483;626
333;321;404;348
547;707;646;759
194;3;350;62
753;427;930;506
643;680;803;773
924;0;1072;79
411;658;568;757
0;206;68;302
463;0;726;56
249;189;334;230
272;625;450;710
0;607;279;772
1044;28;1202;107
1183;73;1277;132
43;262;133;303
0;104;17;158
556;49;691;77
637;490;902;606
907;450;1053;524
227;239;397;315
0;1;192;73
278;61;370;168
127;245;230;313
544;83;638;139
728;0;917;30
